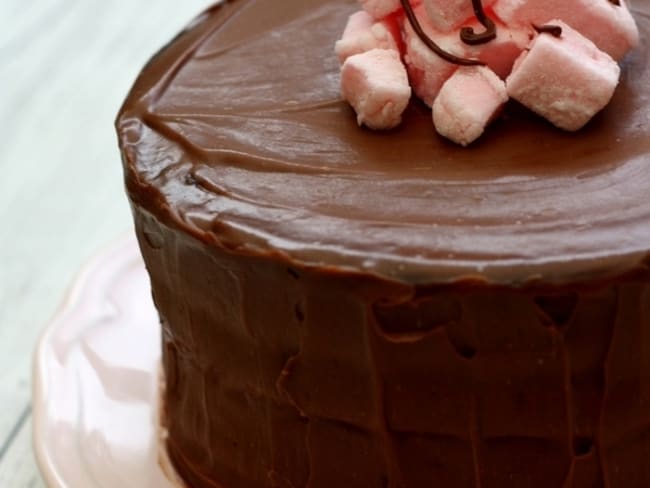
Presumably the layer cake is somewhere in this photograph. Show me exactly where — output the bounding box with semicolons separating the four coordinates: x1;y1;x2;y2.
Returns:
116;0;650;486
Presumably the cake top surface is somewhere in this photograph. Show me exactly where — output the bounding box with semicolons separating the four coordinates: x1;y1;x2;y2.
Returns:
117;0;650;284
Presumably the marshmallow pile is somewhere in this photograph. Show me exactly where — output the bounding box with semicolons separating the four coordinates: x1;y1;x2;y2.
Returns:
336;0;639;146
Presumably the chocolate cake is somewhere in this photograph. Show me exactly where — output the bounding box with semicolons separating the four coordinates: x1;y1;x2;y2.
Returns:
116;0;650;486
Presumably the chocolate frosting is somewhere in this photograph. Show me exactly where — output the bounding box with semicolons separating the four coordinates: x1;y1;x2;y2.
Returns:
133;206;650;488
117;1;650;487
117;0;650;285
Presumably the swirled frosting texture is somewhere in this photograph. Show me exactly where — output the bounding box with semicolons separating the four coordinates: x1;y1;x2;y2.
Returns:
118;0;650;284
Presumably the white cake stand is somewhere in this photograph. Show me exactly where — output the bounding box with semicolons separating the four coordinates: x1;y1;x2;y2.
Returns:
32;235;185;488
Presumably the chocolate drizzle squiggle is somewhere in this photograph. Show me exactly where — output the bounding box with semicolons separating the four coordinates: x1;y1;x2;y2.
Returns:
533;23;563;38
400;0;483;66
460;0;498;45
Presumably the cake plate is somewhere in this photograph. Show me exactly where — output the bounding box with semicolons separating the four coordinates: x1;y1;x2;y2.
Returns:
32;235;184;488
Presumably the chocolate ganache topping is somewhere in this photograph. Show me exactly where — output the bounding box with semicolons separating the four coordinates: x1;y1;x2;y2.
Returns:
118;0;650;285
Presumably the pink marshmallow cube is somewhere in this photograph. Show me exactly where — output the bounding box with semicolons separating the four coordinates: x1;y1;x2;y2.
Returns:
335;11;402;64
341;48;412;130
402;6;529;106
402;5;461;106
359;0;401;20
493;0;639;60
359;0;423;21
506;20;620;131
423;0;497;32
433;66;508;146
461;18;531;79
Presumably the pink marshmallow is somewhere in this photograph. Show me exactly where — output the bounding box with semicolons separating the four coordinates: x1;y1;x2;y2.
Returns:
340;49;412;130
335;11;402;64
493;0;639;60
359;0;423;21
433;66;508;146
423;0;497;32
402;6;529;105
506;20;620;131
359;0;401;20
402;5;461;106
460;18;531;79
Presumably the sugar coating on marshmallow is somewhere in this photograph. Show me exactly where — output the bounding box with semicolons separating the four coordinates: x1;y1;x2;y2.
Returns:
460;19;531;79
402;8;529;105
423;0;497;32
433;66;508;146
506;20;620;131
359;0;425;22
341;49;412;130
335;11;402;64
336;1;635;146
493;0;639;60
359;0;402;20
402;5;461;106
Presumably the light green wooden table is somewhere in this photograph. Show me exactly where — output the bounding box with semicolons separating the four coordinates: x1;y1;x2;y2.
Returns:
0;1;210;485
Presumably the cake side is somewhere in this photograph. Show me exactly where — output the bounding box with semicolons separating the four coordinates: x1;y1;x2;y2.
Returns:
116;0;650;285
134;204;650;488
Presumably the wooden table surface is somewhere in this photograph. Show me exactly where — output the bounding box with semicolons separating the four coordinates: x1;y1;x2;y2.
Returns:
0;1;211;485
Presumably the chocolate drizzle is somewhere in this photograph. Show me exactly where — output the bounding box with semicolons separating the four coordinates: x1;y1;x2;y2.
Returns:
533;23;563;38
400;0;483;66
460;0;498;45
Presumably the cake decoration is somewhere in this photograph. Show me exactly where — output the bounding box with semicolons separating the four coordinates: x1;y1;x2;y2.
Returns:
493;0;638;59
532;24;563;38
334;11;401;64
506;20;621;132
432;66;508;146
424;0;497;32
338;0;639;145
399;0;484;65
340;48;412;129
459;0;498;45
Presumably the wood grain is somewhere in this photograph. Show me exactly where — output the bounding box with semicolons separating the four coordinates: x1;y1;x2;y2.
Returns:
0;0;210;484
0;418;44;488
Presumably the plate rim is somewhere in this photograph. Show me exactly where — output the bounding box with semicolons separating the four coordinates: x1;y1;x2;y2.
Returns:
31;233;185;488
